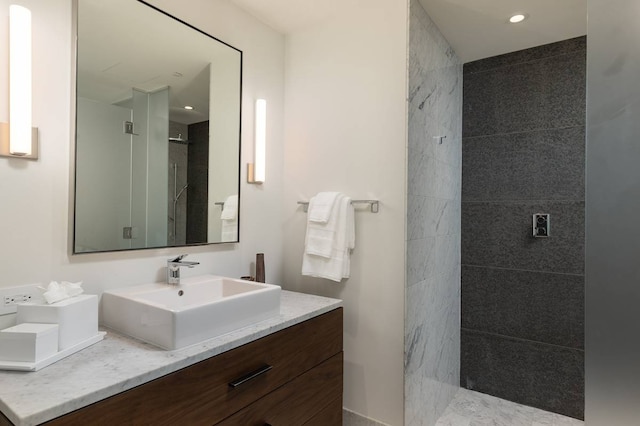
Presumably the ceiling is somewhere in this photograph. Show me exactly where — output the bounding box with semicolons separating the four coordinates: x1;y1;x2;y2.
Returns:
78;0;237;125
231;0;587;63
230;0;354;35
418;0;586;62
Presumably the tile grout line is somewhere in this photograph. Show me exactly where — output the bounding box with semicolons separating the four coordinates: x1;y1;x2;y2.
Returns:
461;327;585;352
461;263;584;277
461;124;585;140
461;199;585;204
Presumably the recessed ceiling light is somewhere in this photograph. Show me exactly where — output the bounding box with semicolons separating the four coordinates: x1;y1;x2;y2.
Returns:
509;14;527;24
184;105;193;110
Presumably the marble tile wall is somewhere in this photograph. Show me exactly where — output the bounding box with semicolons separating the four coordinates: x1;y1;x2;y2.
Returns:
461;37;586;420
406;0;462;424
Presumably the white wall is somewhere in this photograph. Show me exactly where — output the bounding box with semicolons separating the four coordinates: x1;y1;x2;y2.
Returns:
0;0;285;323
208;54;241;243
282;1;408;424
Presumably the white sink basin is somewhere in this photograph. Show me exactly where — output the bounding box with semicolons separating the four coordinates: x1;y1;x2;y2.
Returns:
102;275;281;350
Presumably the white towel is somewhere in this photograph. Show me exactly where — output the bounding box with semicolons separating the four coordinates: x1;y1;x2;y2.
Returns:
302;194;355;282
221;195;238;220
305;194;343;257
308;192;340;223
221;219;237;242
221;194;238;241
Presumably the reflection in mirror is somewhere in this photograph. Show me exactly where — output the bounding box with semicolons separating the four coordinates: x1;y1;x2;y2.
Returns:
74;0;242;254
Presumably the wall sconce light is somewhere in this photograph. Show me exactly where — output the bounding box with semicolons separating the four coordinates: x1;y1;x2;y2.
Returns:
0;4;38;160
247;99;266;184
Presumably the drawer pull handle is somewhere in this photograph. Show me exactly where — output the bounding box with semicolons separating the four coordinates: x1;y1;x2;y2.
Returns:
229;364;273;388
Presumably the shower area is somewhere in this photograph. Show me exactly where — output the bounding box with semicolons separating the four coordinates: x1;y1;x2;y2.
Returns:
75;88;170;251
405;0;586;424
75;85;210;251
168;120;210;246
168;121;190;246
459;36;585;420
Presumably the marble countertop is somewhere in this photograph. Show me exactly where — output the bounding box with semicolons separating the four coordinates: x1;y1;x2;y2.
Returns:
0;290;342;426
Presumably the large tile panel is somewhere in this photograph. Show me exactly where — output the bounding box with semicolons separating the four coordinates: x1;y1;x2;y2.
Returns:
406;278;460;426
463;50;586;138
461;329;584;419
464;37;586;75
408;196;460;240
461;201;584;274
187;121;209;167
406;0;462;424
407;237;437;287
462;127;585;201
462;265;584;348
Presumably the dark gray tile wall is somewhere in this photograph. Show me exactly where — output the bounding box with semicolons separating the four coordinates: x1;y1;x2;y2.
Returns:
168;121;188;245
462;127;585;201
462;266;584;349
461;37;586;419
186;121;209;244
462;201;585;274
463;49;586;138
464;37;587;75
461;329;584;419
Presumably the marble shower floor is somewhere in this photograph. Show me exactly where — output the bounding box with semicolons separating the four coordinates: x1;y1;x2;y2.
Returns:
435;389;584;426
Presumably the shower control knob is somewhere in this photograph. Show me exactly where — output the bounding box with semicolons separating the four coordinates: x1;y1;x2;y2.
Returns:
533;213;550;238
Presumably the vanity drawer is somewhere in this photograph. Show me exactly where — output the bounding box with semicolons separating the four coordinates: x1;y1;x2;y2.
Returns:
45;308;342;426
218;352;343;425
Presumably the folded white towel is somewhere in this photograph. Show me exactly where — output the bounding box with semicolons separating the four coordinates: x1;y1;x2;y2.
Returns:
221;220;237;242
220;195;238;220
220;194;238;241
308;192;340;223
305;194;344;258
302;194;355;282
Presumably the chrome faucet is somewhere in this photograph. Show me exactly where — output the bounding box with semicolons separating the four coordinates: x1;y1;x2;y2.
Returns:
166;254;199;285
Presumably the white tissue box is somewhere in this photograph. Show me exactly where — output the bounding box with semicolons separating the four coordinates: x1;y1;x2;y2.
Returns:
0;323;59;363
16;294;98;350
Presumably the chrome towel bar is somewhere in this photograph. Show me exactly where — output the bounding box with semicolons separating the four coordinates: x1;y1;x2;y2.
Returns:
297;199;379;213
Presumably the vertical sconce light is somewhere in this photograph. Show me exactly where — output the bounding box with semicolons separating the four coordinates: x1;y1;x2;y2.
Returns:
247;99;266;184
0;4;38;159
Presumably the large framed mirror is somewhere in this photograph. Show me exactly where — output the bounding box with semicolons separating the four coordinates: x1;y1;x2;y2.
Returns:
73;0;242;254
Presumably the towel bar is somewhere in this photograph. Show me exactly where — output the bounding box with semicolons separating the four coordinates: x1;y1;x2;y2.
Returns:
214;202;225;208
297;200;379;213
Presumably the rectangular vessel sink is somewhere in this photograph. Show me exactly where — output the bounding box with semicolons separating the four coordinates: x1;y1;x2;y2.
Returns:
102;275;281;350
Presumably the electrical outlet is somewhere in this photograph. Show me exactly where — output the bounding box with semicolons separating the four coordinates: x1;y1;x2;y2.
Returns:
4;294;33;306
0;284;42;316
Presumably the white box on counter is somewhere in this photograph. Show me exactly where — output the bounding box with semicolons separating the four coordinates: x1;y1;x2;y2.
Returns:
0;323;59;363
16;294;98;350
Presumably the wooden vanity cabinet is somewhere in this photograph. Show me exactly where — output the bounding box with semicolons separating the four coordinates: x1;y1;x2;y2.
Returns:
36;308;343;426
